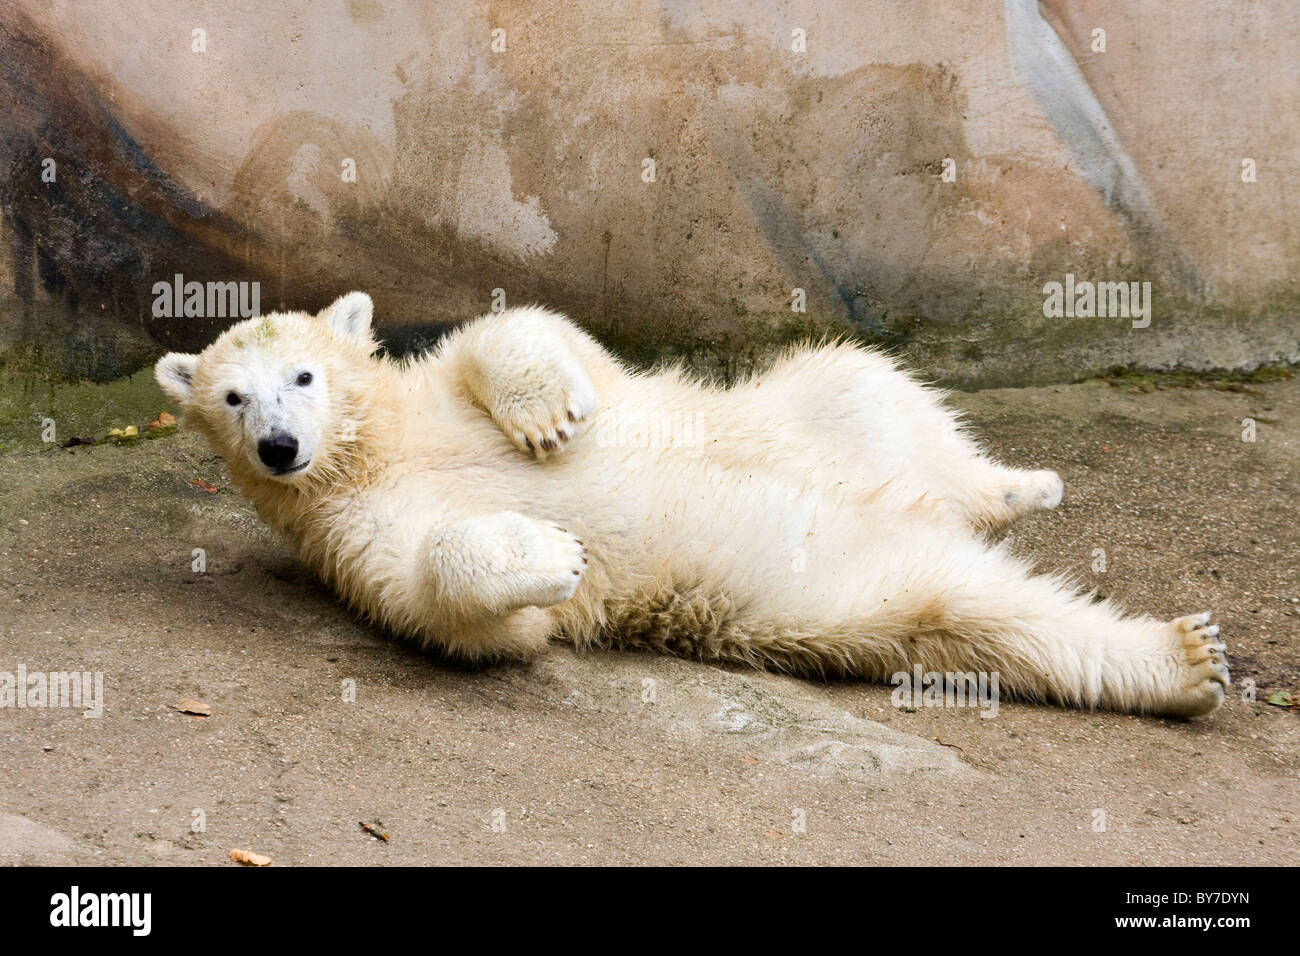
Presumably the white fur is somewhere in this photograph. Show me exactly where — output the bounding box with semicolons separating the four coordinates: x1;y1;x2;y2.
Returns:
156;295;1230;718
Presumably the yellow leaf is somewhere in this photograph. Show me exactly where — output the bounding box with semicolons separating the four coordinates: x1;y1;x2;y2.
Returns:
229;848;272;867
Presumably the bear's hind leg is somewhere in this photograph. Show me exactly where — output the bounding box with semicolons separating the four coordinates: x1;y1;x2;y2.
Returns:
940;461;1064;534
757;344;1063;533
872;548;1230;716
737;536;1228;717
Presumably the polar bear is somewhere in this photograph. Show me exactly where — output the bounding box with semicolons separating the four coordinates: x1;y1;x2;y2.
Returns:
155;292;1230;717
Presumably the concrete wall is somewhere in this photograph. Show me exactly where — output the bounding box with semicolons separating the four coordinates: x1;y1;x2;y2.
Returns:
1;0;1296;386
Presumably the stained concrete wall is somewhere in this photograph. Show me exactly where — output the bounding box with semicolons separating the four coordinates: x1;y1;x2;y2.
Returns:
1;0;1296;386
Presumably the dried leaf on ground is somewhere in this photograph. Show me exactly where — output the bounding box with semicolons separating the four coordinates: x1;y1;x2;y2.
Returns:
229;848;272;867
147;411;177;431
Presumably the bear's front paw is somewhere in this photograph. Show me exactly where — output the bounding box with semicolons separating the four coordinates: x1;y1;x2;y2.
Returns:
506;520;588;608
493;366;598;461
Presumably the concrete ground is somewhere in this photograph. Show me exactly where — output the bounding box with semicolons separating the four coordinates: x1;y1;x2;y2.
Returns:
0;375;1296;865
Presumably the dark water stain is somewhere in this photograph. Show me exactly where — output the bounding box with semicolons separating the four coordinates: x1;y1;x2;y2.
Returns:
710;62;974;349
0;8;278;376
1;5;1289;391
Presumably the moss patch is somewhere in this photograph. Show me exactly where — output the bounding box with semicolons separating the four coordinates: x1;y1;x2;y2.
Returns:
1086;363;1296;396
0;367;182;452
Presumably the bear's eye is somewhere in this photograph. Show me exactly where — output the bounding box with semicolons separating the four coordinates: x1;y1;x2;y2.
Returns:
226;392;242;407
296;371;313;387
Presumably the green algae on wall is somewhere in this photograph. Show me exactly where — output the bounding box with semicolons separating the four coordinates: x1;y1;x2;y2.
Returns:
0;367;179;451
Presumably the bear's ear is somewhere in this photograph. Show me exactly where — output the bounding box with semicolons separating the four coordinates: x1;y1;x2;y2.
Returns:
155;352;199;404
322;291;373;342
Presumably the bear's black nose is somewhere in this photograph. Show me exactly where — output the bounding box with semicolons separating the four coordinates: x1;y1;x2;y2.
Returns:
257;434;299;471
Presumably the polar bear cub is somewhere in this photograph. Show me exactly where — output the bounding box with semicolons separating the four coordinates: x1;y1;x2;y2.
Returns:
155;292;1230;718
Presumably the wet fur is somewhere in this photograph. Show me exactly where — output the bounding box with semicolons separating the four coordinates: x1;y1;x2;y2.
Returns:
155;295;1231;718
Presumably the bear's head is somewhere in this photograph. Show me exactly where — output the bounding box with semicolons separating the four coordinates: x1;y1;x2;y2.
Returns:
155;291;379;490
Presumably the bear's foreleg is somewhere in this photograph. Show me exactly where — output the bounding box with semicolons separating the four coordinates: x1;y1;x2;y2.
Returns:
440;307;602;460
414;511;587;661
